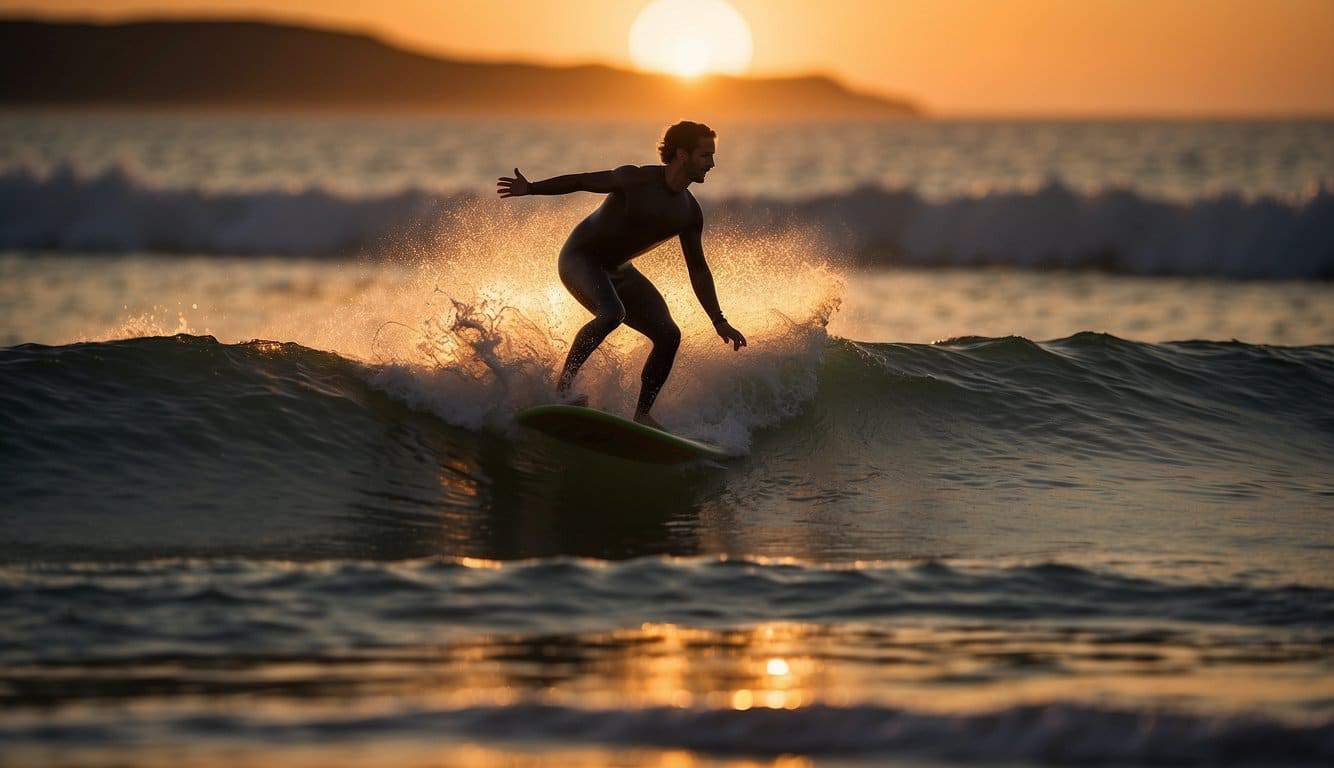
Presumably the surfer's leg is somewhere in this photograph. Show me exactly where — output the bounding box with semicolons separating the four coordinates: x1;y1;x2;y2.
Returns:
613;266;681;420
557;248;625;395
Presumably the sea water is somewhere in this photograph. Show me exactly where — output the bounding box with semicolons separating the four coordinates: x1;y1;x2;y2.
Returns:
1;113;1331;766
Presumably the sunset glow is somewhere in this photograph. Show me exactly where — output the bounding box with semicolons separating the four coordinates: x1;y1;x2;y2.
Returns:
628;0;753;78
3;0;1331;114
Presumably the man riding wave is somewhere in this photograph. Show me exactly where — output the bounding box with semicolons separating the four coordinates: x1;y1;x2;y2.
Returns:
497;120;746;430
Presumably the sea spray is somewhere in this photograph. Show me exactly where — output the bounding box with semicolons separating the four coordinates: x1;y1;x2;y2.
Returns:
295;197;851;443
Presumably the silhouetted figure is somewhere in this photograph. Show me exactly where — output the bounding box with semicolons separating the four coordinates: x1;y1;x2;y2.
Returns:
498;121;746;429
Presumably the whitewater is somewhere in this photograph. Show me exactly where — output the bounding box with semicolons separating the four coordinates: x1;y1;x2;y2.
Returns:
3;115;1333;277
2;114;1333;767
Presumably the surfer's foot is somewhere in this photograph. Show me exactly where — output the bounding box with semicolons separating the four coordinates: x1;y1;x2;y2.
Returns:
559;391;589;407
633;411;665;431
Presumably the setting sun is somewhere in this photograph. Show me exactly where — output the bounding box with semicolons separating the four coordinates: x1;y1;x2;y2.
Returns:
628;0;753;78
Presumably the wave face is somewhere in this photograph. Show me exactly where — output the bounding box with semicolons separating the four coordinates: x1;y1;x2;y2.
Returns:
3;165;1332;278
3;332;1331;563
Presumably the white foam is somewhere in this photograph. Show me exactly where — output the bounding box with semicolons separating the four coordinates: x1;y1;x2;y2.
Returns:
0;163;457;255
4;164;1330;277
236;196;851;450
717;180;1334;278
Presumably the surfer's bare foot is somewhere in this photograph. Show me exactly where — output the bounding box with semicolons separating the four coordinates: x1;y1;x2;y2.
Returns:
559;392;589;407
634;412;665;431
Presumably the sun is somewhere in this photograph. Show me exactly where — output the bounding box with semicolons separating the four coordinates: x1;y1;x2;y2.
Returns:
628;0;754;79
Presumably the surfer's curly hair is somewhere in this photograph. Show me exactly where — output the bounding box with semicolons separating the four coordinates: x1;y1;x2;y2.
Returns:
658;121;716;163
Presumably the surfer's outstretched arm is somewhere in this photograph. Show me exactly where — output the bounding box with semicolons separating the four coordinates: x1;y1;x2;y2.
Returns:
681;196;747;351
497;166;634;197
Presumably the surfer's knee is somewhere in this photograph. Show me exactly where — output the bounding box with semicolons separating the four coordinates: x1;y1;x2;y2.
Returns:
656;322;681;352
593;304;626;334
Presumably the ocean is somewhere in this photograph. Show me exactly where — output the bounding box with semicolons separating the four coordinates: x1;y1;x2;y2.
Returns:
1;112;1332;766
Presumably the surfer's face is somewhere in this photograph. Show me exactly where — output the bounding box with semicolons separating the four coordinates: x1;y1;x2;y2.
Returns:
685;138;716;183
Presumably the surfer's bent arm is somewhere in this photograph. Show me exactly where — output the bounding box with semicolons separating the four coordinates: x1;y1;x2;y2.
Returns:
682;196;746;350
681;200;723;321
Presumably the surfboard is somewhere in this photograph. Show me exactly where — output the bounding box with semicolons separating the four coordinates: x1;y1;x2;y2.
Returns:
515;404;731;464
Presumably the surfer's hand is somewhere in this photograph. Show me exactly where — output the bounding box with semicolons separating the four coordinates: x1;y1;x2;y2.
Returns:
717;322;747;351
497;168;530;197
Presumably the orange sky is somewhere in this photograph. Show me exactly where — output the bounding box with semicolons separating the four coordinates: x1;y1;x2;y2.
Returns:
5;0;1333;115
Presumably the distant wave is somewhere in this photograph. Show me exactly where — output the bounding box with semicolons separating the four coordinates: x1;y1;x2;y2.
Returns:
0;164;452;255
3;164;1332;278
719;182;1334;279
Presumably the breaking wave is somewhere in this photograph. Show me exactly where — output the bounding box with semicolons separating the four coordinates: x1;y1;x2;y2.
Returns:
3;164;1332;278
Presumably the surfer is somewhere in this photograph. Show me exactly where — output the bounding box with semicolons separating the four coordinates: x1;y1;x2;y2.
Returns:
497;120;746;430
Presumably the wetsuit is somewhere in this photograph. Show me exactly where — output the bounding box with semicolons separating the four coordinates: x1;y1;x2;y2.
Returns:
529;164;725;416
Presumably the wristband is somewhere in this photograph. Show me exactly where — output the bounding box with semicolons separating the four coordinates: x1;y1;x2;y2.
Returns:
712;315;728;328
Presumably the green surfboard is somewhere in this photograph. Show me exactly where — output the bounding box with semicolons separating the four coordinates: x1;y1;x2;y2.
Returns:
515;404;731;464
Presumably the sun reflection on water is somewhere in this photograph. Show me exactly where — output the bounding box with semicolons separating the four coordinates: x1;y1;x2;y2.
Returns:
262;618;1334;722
8;618;1329;767
557;622;825;713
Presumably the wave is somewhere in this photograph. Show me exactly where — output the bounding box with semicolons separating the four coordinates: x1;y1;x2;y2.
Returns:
2;333;1332;561
720;181;1334;279
839;333;1334;464
4;332;1331;466
3;164;1332;278
4;557;1330;666
4;699;1330;765
0;163;452;255
4;557;1332;762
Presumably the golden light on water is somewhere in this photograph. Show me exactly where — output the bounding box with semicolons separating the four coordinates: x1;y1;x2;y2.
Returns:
628;0;754;79
331;620;1333;719
457;556;502;570
25;620;1328;766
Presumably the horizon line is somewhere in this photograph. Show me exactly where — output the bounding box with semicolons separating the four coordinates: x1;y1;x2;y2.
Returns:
6;12;1333;120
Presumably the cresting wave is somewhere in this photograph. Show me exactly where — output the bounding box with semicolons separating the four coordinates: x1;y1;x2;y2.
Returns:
3;332;1332;561
3;332;1332;462
3;164;1332;278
